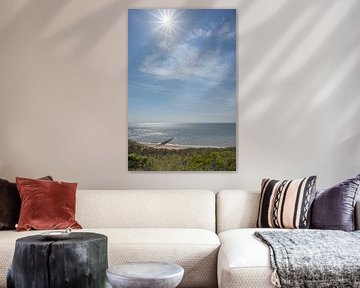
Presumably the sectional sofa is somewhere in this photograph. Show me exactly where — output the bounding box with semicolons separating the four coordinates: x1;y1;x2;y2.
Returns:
0;189;359;288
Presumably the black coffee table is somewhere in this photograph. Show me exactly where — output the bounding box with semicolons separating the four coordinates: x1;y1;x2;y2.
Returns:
7;232;108;288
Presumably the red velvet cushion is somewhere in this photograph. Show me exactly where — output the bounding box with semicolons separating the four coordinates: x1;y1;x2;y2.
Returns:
16;177;82;231
0;176;52;230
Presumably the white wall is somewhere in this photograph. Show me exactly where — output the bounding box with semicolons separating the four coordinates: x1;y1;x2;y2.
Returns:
0;0;359;191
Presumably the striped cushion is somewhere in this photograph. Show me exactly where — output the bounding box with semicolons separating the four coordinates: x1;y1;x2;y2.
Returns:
257;176;317;229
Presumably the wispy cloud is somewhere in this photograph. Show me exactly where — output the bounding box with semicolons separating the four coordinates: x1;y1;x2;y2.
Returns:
139;20;235;83
140;44;233;82
186;20;236;42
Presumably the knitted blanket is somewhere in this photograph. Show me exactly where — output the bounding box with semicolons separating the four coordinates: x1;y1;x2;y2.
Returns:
255;230;360;288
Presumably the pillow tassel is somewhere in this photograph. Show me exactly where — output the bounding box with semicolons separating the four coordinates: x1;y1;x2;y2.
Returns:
271;269;281;287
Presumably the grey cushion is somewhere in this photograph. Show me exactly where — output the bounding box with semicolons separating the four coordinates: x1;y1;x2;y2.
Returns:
311;174;360;231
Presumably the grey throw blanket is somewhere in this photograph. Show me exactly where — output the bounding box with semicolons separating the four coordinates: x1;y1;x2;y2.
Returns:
255;230;360;288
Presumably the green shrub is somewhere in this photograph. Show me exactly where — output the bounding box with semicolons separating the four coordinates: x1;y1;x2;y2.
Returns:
128;140;236;171
128;153;149;170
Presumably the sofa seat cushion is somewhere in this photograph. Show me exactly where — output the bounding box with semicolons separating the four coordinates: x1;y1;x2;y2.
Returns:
218;228;281;288
0;228;219;288
101;228;220;288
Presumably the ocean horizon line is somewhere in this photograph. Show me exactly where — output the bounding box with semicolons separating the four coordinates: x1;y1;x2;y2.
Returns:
129;122;236;125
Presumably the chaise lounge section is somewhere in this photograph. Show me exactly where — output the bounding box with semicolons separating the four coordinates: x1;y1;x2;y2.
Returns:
216;189;360;288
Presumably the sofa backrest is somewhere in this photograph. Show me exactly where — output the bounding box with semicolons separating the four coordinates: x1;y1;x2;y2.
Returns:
216;190;260;233
76;190;216;231
217;190;360;233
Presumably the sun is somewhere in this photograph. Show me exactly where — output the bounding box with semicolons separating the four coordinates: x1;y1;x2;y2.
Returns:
161;15;172;26
151;9;182;39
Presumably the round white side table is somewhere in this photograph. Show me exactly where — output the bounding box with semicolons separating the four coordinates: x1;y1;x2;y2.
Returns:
106;262;184;288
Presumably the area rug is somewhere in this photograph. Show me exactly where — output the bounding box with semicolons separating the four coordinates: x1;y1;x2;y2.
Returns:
255;230;360;288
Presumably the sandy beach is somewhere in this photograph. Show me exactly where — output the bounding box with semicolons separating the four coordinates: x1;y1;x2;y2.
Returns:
141;143;225;150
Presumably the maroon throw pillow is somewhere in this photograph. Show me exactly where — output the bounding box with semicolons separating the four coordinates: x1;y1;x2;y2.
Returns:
0;176;53;230
16;177;82;231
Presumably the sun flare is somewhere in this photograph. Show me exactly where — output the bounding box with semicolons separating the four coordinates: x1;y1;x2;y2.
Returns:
152;9;182;39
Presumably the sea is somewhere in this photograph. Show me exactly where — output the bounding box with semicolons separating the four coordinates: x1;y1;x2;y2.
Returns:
128;122;236;148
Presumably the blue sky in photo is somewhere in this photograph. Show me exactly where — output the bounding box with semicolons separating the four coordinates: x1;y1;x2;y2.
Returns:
128;9;236;123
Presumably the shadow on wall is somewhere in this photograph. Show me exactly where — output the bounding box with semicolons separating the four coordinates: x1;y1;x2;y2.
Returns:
0;0;70;36
239;0;360;117
236;0;360;176
0;0;130;57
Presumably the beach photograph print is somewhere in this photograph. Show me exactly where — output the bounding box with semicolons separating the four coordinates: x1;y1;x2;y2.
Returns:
128;9;236;171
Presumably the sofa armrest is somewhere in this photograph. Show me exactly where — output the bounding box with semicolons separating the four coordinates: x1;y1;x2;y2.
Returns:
356;200;360;230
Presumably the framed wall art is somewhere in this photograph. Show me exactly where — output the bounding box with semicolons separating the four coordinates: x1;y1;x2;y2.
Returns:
128;9;236;171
